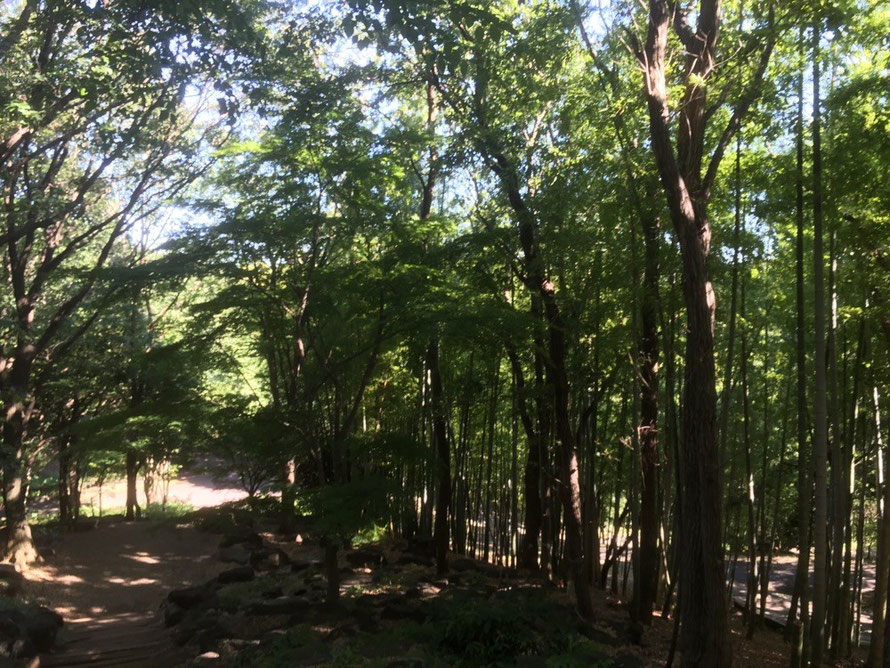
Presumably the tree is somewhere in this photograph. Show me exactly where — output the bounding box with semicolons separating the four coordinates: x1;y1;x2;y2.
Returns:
0;0;266;563
628;0;775;662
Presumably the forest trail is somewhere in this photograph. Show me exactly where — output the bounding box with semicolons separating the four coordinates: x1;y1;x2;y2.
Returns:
22;472;245;666
730;554;875;644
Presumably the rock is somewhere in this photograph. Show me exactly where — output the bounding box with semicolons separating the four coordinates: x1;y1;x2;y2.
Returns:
290;559;321;573
0;565;25;598
260;586;283;599
217;566;254;584
250;547;289;571
396;554;434;567
406;536;436;557
173;609;223;647
168;583;216;609
0;605;63;656
612;652;645;668
162;600;186;627
345;547;386;569
219;612;291;640
19;606;63;653
219;528;263;549
380;598;427;623
218;545;251;565
248;596;311;616
450;557;478;573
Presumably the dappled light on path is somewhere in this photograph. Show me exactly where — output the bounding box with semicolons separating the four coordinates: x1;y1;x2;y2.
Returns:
23;515;228;666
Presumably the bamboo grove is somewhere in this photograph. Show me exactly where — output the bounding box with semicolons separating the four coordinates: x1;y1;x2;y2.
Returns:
1;0;889;665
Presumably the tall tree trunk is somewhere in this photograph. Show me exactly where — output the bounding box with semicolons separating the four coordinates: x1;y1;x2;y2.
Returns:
810;13;829;663
788;27;811;666
419;78;449;575
511;334;545;570
740;284;758;638
486;149;592;616
827;231;845;657
718;136;744;497
635;0;772;659
637;209;661;623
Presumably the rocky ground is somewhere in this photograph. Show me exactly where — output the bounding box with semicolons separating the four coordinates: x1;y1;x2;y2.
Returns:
3;490;862;667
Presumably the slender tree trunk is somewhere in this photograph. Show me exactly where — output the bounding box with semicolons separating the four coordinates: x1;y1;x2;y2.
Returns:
788;28;811;667
280;458;297;533
59;436;71;522
719;135;744;496
810;14;829;662
869;385;890;667
761;381;791;623
125;451;141;521
637;210;661;623
487;149;592;616
828;231;846;657
428;339;451;574
324;538;340;604
740;288;758;637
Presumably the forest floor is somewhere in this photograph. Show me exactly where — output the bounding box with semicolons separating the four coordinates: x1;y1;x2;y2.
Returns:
14;472;870;666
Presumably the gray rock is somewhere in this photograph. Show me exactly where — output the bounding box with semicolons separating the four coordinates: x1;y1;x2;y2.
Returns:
218;545;251;565
217;566;254;584
345;547;386;569
450;557;478;573
0;564;25;598
396;554;434;567
168;583;216;609
162;600;186;626
219;528;263;549
290;559;321;573
380;598;427;623
250;548;289;571
248;596;311;616
0;604;63;656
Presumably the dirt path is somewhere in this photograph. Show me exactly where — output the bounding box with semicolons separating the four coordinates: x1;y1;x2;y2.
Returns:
20;470;247;665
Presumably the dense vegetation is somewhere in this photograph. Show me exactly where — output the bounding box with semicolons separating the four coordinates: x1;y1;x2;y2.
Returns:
1;0;889;665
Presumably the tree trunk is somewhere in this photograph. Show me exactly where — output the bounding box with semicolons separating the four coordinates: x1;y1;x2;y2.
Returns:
324;538;340;604
740;290;758;638
810;14;829;662
787;28;811;666
637;211;661;623
428;339;451;575
280;458;297;533
125;451;141;521
59;436;72;522
869;385;890;667
637;0;750;660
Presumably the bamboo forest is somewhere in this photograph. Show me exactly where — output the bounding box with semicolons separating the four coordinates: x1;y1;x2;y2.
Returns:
0;0;889;666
